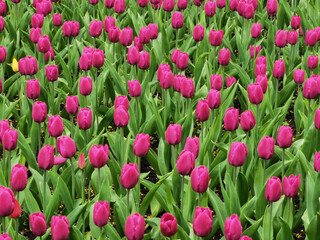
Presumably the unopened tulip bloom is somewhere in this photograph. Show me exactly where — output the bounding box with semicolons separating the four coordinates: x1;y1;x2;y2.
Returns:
18;56;38;76
45;65;58;82
277;126;292;149
165;124;182;145
31;14;44;28
0;120;9;142
204;1;216;16
291;15;301;29
114;0;125;13
163;0;175;11
78;153;86;170
66;96;79;115
171;49;181;64
0;233;11;240
30;28;42;43
128;80;142;97
125;213;145;240
44;47;54;62
180;78;194;98
10;164;27;191
307;55;318;69
217;0;226;8
0;1;5;16
38;145;54;170
90;0;99;4
193;25;204;42
138;51;150;70
121;163;139;189
249;45;261;58
63;21;79;37
224;214;242;240
79;77;92;96
36;0;52;16
9;199;21;219
93;201;110;227
114;106;129;127
184;137;200;158
26;79;40;99
115;95;129;110
79;52;92;71
255;63;267;77
0;16;4;32
77;108;92;130
133;133;150;157
32;101;47;123
148;23;158;39
92;49;104;68
248;83;263;104
52;14;62;26
0;46;6;63
193;207;213;237
273;59;285;79
210;74;222;91
305;30;318;46
315;108;320;130
119;27;133;46
288;30;298;45
108;26;120;42
224;108;239;131
0;187;15;217
240;110;256;131
160;213;177;237
196;100;210;122
257;136;275;160
265;177;282;202
177;0;188;9
177;150;195;175
314;152;320;172
228;142;248;167
105;0;114;8
30;212;47;237
57;136;76;159
134;37;144;52
240;236;252;240
229;0;238;11
48;115;64;137
159;70;174;89
266;0;278;17
37;35;51;53
191;166;210;193
176;52;189;70
207;89;221;109
172;11;184;29
256;75;268;93
104;16;115;33
51;216;70;240
303;77;318;99
275;30;288;48
139;27;151;44
127;46;140;65
226;77;236;88
283;175;300;198
89;20;102;38
293;69;305;84
138;0;149;7
3;129;18;151
89;145;109;168
209;30;223;46
219;48;231;66
251;23;261;38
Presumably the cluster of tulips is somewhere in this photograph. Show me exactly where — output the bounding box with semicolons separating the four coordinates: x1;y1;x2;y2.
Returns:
0;0;319;239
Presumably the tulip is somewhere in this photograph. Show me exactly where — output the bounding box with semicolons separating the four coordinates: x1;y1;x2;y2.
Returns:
255;63;266;77
115;95;130;110
219;48;231;66
251;23;261;38
193;0;204;6
89;145;109;169
266;0;278;17
89;20;102;38
288;30;298;45
228;142;248;168
31;13;44;28
45;65;59;82
275;30;288;48
256;55;266;65
66;96;79;115
127;46;140;65
314;152;320;172
160;213;177;237
303;77;318;99
165;124;182;145
207;89;221;110
209;30;223;46
51;216;70;240
163;0;175;11
63;21;80;37
293;69;305;85
0;46;5;64
2;129;18;151
193;207;213;237
138;51;150;70
180;78;194;98
257;136;275;160
10;164;27;192
177;0;188;9
305;30;318;46
79;52;92;71
134;37;144;52
210;74;222;91
193;24;204;42
18;56;38;76
57;136;76;159
315;108;320;130
184;137;200;158
273;59;285;79
265;176;282;202
37;35;51;53
224;108;239;132
0;120;9;143
229;0;238;11
176;52;189;70
204;1;216;16
121;163;139;189
77;108;92;130
171;49;181;64
226;76;236;88
139;27;151;44
114;106;129;127
224;214;242;240
283;174;300;198
104;16;115;33
291;15;301;29
30;28;42;43
119;27;133;46
248;83;263;105
256;75;268;93
105;0;114;8
277;126;292;149
127;80;142;97
307;55;318;70
0;16;4;32
29;212;47;237
147;24;158;40
36;0;52;16
26;79;40;100
44;47;54;62
0;234;11;240
93;201;110;228
217;0;226;8
9;199;21;219
0;186;15;217
0;1;5;16
249;45;261;58
138;0;149;7
172;11;184;29
159;70;174;89
133;133;150;157
32;101;47;123
125;213;145;240
240;110;256;131
38;145;54;170
191;165;210;193
92;49;104;68
177;150;195;175
114;0;125;13
108;26;120;43
196;100;210;122
78;77;93;97
157;63;171;81
52;14;62;26
240;236;252;240
48;115;64;138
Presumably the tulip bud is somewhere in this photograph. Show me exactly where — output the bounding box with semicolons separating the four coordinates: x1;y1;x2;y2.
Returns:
19;56;38;76
32;101;47;123
26;79;40;100
92;49;104;69
30;28;42;43
184;137;200;158
207;89;221;109
51;216;70;240
249;45;261;58
9;199;21;219
31;13;44;28
248;83;263;104
204;1;216;16
10;164;27;192
104;16;115;33
216;0;226;8
163;0;175;11
93;201;110;227
265;176;282;202
226;76;236;88
177;0;187;9
210;74;222;91
273;59;285;79
105;0;114;8
193;25;204;42
283;174;300;198
125;213;145;240
303;77;318;99
255;63;267;77
77;108;92;130
240;236;253;240
224;108;239;131
193;207;213;237
0;16;4;32
291;15;301;29
305;30;318;46
134;37;144;52
314;152;320;172
0;186;15;217
171;49;181;64
191;165;210;193
275;30;288;48
176;52;189;70
257;136;274;160
138;0;149;7
79;77;92;96
159;70;174;89
30;212;47;236
48;115;64;138
196;100;210;122
128;80;142;97
66;96;79;115
193;0;204;6
177;150;195;175
288;30;298;45
108;26;120;43
139;27;151;44
79;52;92;71
44;47;54;62
38;145;54;170
307;55;318;69
0;1;6;16
57;136;77;159
315;108;320;130
277;126;292;149
133;133;150;157
37;35;51;53
147;24;158;39
251;23;261;38
219;48;231;66
0;233;11;240
127;46;140;65
293;69;305;84
89;20;102;38
89;145;109;168
45;65;59;82
36;0;52;16
266;0;278;17
240;110;256;131
119;27;133;46
160;213;177;237
172;11;184;29
78;153;86;170
224;214;242;240
114;106;129;127
228;142;248;167
229;0;239;11
52;14;62;26
115;95;129;110
114;0;125;13
138;51;150;70
256;75;268;93
121;163;139;189
0;120;9;142
209;29;223;46
181;78;195;98
165;124;182;145
3;129;18;151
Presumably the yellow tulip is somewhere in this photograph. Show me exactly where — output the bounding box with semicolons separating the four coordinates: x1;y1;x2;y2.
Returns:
12;58;19;72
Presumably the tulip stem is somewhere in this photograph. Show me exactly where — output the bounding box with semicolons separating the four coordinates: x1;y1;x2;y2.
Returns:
15;218;18;239
201;122;204;144
263;159;266;183
120;128;124;166
2;217;5;233
70;116;74;138
81;170;85;204
308;99;311;129
233;167;237;184
15;4;18;29
7;151;11;187
98;168;101;192
270;203;273;237
71;158;75;200
282;148;285;179
38;123;41;153
43;170;46;213
213;46;216;74
84;130;87;158
287;197;291;222
176;29;178;48
171;145;176;170
198;192;201;206
113;43;115;62
52;82;55;114
181;175;184;209
274;78;278;109
127;189;130;215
